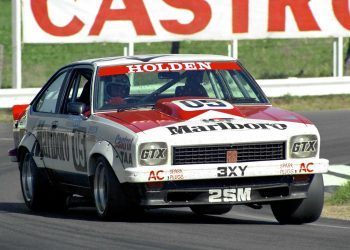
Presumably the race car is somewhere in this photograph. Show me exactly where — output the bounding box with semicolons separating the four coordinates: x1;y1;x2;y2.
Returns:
9;54;328;223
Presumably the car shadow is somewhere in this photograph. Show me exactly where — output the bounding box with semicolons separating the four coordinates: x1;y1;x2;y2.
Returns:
0;202;278;225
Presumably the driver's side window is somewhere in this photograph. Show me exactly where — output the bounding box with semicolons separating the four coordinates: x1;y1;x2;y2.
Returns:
64;68;92;114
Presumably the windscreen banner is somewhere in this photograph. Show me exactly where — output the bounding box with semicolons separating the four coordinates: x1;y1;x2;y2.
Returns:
22;0;350;43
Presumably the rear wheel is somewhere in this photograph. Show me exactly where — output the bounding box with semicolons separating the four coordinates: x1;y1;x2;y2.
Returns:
93;156;129;219
20;151;66;211
190;205;233;215
271;174;324;224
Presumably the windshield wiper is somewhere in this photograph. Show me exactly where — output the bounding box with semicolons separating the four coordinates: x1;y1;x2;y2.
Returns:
226;97;258;104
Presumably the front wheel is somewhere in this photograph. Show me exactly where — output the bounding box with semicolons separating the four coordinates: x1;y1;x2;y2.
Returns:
271;174;324;224
93;157;129;219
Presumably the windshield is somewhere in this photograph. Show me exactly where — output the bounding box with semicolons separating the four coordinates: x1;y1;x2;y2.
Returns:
94;61;268;111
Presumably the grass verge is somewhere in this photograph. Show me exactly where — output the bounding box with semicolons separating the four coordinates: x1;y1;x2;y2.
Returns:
269;94;350;111
323;181;350;220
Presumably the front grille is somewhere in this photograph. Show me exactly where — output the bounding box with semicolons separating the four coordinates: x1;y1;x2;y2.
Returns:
173;142;286;165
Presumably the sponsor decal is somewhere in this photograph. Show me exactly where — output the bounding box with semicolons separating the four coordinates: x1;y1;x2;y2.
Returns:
141;148;167;160
148;169;184;181
299;162;314;173
99;62;241;76
226;150;238;163
172;99;233;111
118;151;133;165
168;169;184;180
167;122;288;135
115;135;133;151
292;140;317;153
280;162;295;175
72;128;87;171
217;166;247;177
209;188;252;203
202;118;236;123
148;170;164;181
36;130;70;162
127;62;212;73
35;121;87;172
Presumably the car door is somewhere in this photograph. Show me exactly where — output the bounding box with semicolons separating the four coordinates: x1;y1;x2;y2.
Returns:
50;66;94;188
30;67;72;173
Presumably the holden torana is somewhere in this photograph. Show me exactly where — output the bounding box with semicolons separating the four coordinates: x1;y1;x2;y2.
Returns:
9;54;328;223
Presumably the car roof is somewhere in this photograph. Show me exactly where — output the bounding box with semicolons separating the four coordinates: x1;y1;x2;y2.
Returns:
72;54;235;67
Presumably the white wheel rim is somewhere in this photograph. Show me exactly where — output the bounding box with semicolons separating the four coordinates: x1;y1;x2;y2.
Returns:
94;163;108;214
21;156;33;202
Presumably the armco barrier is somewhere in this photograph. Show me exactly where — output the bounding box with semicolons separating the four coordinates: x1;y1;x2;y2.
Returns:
1;77;350;109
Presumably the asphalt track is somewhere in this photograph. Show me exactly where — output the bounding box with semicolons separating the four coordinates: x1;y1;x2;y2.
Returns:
0;110;349;250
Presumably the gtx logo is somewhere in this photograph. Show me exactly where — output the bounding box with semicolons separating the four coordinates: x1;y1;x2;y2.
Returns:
292;140;317;153
141;148;167;159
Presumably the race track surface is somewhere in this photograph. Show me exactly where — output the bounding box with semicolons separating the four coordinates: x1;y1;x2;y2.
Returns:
0;111;349;250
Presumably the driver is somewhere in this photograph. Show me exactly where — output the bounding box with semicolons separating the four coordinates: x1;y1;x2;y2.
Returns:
103;74;130;105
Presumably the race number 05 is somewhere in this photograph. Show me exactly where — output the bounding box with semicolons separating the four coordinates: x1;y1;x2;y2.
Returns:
173;99;233;111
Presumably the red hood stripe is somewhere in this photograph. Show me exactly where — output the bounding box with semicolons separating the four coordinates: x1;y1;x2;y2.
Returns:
96;105;311;133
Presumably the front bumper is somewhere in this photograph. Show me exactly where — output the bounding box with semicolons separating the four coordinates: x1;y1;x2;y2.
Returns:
124;158;329;183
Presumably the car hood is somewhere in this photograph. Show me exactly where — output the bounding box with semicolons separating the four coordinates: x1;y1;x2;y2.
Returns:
96;97;312;134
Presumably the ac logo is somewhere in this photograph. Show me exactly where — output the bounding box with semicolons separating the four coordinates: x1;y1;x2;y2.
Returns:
299;162;314;173
148;170;164;181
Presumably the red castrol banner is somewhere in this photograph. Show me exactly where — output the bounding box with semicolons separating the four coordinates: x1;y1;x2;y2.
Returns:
23;0;350;43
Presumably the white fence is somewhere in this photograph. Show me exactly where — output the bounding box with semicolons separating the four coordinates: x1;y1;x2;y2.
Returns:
1;76;350;109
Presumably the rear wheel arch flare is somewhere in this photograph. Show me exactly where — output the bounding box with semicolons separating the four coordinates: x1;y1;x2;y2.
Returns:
18;133;38;159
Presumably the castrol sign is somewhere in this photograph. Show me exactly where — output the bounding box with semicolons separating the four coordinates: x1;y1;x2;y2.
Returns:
22;0;350;43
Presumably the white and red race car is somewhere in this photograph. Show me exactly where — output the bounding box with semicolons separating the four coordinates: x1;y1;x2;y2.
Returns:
10;54;328;223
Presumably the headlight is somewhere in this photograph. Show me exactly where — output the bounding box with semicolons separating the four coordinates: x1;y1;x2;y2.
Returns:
139;142;168;166
290;135;318;158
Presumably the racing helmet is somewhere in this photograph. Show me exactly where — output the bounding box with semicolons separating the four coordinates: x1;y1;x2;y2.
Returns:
104;74;130;98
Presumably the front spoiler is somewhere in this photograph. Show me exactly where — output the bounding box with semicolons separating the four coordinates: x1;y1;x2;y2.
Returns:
128;175;313;207
124;158;328;183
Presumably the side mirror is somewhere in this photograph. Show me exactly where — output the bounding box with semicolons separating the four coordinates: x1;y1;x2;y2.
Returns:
67;102;86;116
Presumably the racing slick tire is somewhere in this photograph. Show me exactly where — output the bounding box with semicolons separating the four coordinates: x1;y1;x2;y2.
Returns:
190;204;233;215
271;174;324;225
93;156;129;220
20;151;67;212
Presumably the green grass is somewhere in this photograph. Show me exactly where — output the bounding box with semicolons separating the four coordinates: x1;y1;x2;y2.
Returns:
326;181;350;205
0;0;349;88
270;94;350;111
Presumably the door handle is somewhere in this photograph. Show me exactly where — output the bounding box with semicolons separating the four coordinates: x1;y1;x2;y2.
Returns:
51;121;58;129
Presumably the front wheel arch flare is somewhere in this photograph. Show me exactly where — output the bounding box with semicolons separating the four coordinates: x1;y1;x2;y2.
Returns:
88;141;126;183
